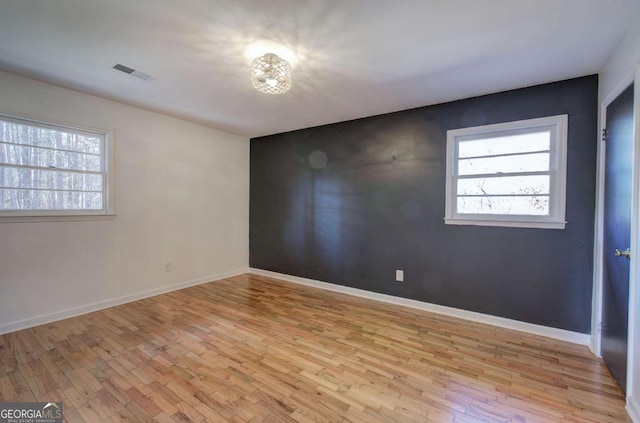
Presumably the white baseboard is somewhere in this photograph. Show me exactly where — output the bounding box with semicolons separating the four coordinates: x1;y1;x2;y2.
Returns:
3;267;590;346
628;395;640;423
0;267;249;335
249;268;590;346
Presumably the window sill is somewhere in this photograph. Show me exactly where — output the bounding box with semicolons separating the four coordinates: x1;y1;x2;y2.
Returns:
0;214;116;223
444;217;566;230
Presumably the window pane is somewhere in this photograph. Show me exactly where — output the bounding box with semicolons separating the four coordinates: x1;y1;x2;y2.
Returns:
0;189;102;210
0;144;101;171
458;152;549;176
446;115;567;226
0;115;108;216
457;175;550;196
459;131;550;158
457;196;549;215
1;166;102;191
0;121;101;154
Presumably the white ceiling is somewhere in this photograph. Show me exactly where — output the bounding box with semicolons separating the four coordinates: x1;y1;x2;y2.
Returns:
0;0;635;138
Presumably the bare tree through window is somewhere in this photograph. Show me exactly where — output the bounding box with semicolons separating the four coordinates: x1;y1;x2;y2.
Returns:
0;116;106;214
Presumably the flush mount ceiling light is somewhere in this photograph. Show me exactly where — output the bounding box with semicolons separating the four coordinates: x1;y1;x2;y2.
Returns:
250;53;292;94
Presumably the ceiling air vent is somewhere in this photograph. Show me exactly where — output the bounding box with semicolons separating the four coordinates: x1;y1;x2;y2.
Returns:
112;64;155;81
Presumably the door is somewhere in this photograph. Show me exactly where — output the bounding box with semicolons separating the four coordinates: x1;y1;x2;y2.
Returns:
602;82;635;393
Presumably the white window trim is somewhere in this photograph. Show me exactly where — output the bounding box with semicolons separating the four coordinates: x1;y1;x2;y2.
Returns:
0;112;115;222
444;115;568;229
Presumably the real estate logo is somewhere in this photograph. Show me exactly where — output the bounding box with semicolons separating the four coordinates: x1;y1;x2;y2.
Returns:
0;402;62;423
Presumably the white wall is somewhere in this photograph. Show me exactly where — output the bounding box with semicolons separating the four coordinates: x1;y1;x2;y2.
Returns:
598;7;640;422
599;14;640;100
0;70;249;333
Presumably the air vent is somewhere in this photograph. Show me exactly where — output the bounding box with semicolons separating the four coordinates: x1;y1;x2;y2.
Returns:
113;64;155;81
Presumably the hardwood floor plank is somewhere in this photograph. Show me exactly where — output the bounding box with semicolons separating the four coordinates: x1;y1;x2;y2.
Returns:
0;273;630;422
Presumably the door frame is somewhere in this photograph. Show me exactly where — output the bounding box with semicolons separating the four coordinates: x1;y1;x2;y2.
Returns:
592;64;640;397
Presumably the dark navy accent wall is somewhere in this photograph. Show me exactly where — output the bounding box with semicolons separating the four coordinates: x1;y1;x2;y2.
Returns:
250;76;598;333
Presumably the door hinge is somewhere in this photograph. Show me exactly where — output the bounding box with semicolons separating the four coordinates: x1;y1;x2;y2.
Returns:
597;321;603;332
602;128;607;142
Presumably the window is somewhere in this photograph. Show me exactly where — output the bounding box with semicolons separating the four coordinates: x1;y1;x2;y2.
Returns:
445;115;568;229
0;114;113;219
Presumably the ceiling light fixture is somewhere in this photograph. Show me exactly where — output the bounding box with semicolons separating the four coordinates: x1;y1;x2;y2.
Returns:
250;53;292;94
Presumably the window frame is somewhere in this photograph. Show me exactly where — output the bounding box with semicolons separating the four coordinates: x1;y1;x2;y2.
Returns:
444;115;568;229
0;113;115;222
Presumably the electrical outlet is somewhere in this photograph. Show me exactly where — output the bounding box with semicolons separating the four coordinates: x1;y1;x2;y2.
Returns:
164;262;172;273
396;270;404;282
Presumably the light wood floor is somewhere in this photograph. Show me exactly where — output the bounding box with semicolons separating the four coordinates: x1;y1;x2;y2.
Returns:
0;273;630;422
